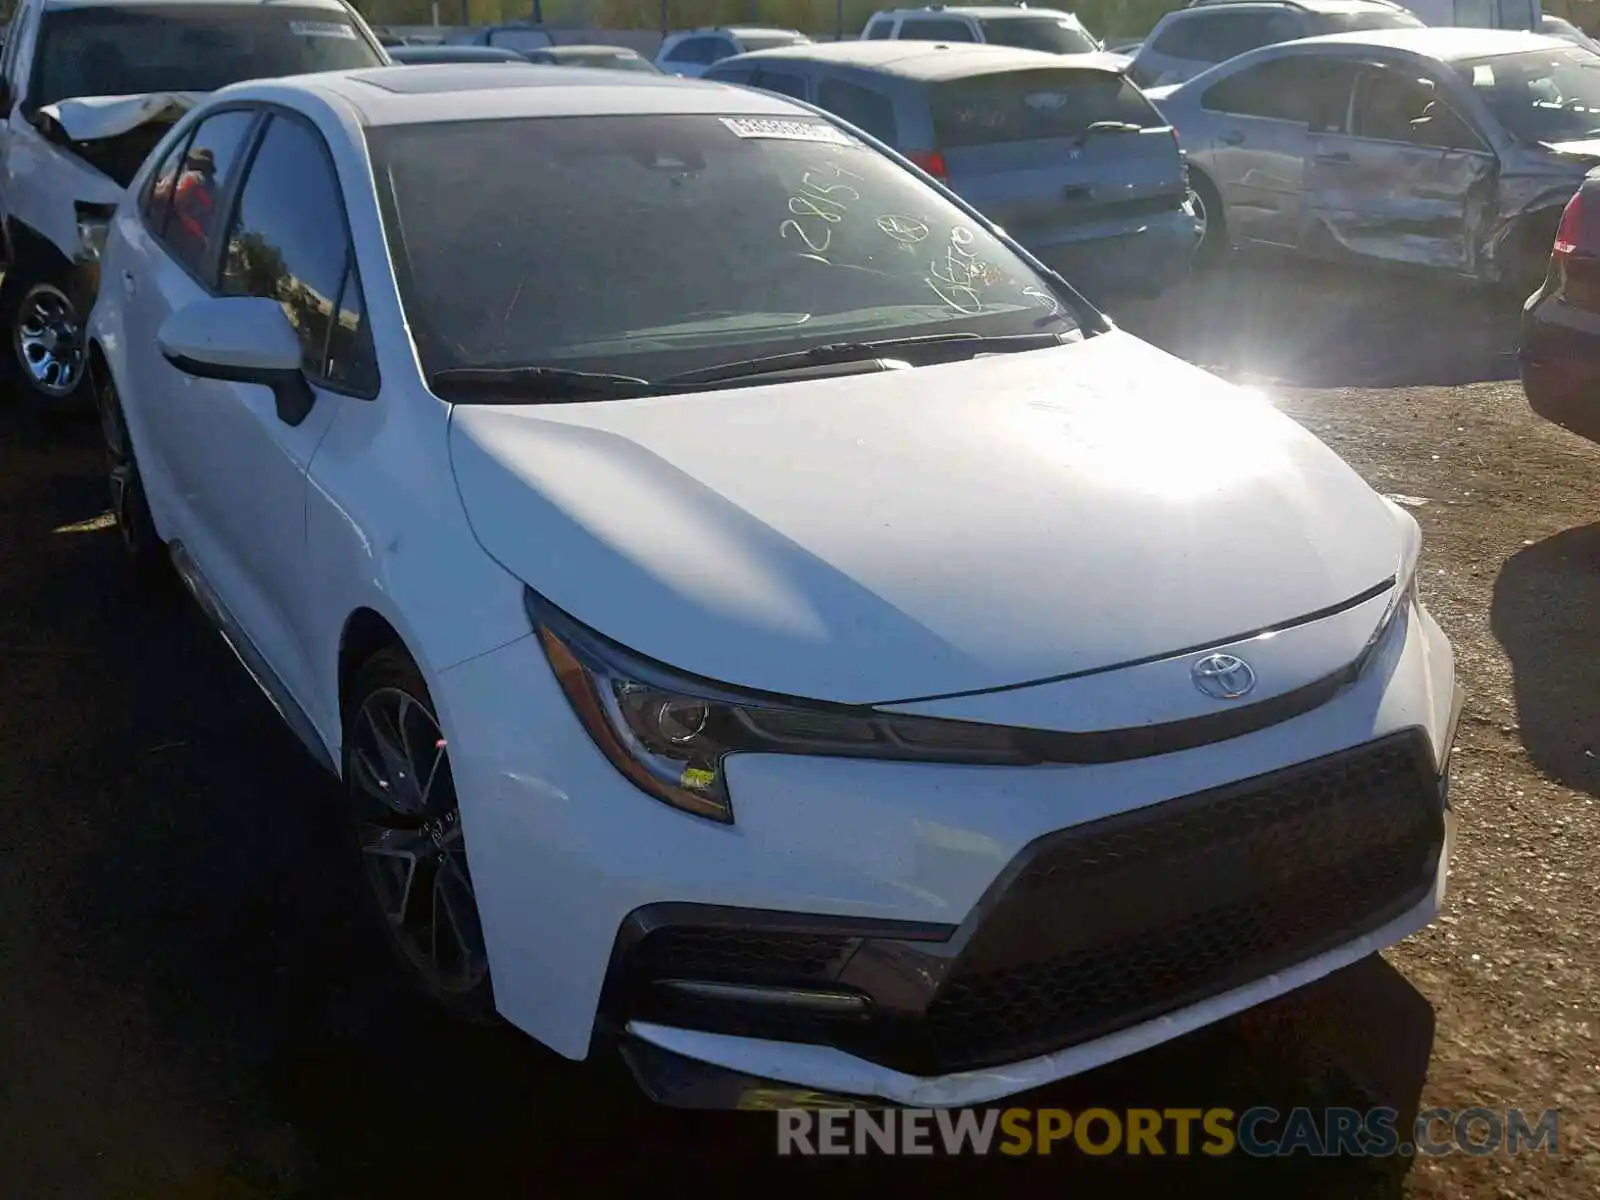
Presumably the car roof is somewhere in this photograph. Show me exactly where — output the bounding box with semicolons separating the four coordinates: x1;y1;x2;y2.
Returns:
872;5;1080;16
390;45;526;61
541;43;643;56
1288;26;1568;60
45;0;352;9
725;40;1121;79
680;25;805;36
250;65;815;127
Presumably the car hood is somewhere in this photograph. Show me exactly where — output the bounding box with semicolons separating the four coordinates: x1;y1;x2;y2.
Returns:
448;331;1404;705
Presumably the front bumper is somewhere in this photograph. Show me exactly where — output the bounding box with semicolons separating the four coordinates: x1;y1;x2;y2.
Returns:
434;596;1459;1106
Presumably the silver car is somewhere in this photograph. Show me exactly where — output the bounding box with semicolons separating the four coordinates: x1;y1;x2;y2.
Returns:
1128;0;1421;89
706;42;1201;299
1148;27;1600;289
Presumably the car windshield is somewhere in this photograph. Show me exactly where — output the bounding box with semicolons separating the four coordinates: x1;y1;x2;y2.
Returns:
1455;46;1600;143
1312;11;1422;34
978;16;1100;54
28;5;383;109
367;113;1080;388
932;68;1164;146
559;50;654;70
738;32;810;51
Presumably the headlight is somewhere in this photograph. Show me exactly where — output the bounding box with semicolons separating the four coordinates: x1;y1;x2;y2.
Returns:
529;592;1033;824
73;201;115;264
1361;503;1424;666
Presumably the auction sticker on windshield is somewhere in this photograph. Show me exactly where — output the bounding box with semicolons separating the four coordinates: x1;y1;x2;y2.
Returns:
720;117;859;146
289;20;357;38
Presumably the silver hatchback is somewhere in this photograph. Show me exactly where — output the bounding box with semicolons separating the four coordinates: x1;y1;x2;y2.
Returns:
706;42;1201;300
1149;27;1600;289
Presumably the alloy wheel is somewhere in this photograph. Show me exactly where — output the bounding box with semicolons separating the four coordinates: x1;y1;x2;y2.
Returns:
1187;187;1209;248
349;685;488;997
14;282;86;398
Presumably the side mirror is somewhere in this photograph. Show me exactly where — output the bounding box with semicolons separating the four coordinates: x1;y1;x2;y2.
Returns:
158;295;317;426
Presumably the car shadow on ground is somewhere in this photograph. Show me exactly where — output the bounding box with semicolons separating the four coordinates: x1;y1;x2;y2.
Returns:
1491;521;1600;798
1114;256;1522;390
2;414;1437;1199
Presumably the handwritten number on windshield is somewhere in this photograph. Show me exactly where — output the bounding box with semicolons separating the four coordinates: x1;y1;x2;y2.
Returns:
779;159;864;261
927;226;985;315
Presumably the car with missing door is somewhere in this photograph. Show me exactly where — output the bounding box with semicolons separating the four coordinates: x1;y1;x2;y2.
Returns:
0;0;387;417
87;62;1459;1110
1147;27;1600;289
705;41;1200;299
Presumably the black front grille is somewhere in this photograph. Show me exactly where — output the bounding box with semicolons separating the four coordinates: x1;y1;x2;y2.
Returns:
923;730;1443;1071
629;927;856;985
605;731;1445;1079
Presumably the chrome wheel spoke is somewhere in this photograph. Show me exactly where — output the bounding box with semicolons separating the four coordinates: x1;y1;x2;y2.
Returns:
14;284;84;396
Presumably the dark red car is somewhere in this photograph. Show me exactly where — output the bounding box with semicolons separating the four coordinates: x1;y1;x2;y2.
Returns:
1521;173;1600;446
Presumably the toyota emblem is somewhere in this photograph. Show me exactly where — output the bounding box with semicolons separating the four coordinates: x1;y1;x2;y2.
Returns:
1191;653;1257;700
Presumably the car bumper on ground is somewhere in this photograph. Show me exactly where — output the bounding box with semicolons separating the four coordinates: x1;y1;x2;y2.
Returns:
1521;287;1600;445
434;595;1460;1108
1028;205;1200;301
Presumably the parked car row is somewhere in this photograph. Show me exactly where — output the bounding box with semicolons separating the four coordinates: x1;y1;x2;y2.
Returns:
74;57;1461;1114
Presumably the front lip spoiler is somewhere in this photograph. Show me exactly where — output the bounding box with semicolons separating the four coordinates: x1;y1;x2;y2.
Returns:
623;832;1451;1109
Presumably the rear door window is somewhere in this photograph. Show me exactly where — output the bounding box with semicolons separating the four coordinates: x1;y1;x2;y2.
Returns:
487;28;554;51
1202;55;1361;126
899;18;976;41
749;68;809;100
148;108;257;280
933;68;1163;147
815;77;899;143
865;18;894;39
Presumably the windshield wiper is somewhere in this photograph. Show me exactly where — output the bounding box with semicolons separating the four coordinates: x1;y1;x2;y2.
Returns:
429;365;655;401
659;330;1070;388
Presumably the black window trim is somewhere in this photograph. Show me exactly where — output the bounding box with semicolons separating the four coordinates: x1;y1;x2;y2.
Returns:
210;103;381;400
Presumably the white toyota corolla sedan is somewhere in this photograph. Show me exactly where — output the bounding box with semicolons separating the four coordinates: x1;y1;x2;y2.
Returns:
87;63;1462;1108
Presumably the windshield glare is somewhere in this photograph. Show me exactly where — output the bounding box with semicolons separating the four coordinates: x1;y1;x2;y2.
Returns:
29;5;382;108
1455;47;1600;143
1316;11;1422;34
739;32;810;51
369;114;1079;389
978;17;1100;54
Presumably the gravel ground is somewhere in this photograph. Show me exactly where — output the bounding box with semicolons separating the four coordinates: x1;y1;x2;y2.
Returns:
1;258;1594;1197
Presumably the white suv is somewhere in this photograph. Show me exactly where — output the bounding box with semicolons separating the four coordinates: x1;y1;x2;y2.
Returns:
653;26;810;77
0;0;386;415
861;6;1105;54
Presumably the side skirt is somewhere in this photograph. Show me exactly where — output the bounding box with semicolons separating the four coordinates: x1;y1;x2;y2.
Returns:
168;540;337;776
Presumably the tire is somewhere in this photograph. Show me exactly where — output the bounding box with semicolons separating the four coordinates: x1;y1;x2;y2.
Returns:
343;647;497;1024
96;364;173;590
1188;171;1228;269
0;261;94;419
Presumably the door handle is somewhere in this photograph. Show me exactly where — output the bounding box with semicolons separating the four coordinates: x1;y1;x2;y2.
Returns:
1220;130;1246;145
1314;151;1352;164
121;270;136;297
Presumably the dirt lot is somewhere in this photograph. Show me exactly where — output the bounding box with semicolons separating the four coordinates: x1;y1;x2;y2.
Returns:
1;258;1595;1198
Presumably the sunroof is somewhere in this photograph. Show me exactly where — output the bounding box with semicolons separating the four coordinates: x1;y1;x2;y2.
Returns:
351;64;557;95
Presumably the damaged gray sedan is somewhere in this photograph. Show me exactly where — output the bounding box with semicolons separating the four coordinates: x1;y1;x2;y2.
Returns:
1147;27;1600;291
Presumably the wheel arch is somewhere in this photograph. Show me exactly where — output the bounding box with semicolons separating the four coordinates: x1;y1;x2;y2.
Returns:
338;606;410;735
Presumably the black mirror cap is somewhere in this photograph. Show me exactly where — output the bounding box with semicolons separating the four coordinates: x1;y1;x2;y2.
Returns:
158;348;316;426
